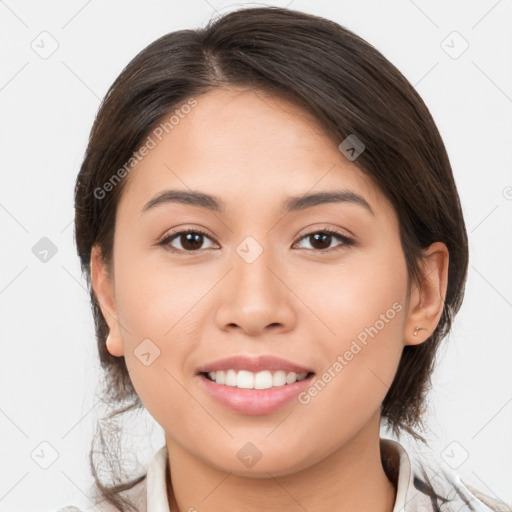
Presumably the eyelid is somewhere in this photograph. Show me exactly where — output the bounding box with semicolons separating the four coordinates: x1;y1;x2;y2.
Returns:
158;226;217;248
295;223;355;242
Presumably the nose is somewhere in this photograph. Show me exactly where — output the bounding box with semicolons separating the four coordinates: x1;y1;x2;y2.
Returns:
213;246;297;337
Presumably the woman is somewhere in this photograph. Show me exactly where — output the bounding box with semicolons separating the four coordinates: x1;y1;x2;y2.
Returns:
64;6;509;512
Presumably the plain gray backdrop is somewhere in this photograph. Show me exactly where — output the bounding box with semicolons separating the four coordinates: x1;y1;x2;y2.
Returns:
0;0;511;510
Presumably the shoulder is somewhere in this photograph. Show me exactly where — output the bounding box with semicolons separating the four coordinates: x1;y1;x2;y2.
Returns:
459;479;512;512
94;476;148;512
380;437;511;512
53;475;147;512
52;445;166;512
396;439;511;512
411;464;510;511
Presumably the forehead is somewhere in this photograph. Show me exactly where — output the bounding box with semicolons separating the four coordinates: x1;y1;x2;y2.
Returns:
117;86;391;222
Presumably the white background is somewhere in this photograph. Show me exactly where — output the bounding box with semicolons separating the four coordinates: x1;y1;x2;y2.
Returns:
0;1;511;510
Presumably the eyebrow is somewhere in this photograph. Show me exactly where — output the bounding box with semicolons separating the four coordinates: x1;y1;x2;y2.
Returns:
142;189;375;216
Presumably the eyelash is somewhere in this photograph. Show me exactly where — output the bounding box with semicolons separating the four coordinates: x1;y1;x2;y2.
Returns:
158;228;356;254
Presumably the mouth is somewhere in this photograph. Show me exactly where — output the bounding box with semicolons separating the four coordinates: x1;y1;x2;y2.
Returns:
200;369;315;389
195;355;316;415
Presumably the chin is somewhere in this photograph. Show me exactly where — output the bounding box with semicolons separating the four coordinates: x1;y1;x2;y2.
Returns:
201;445;318;479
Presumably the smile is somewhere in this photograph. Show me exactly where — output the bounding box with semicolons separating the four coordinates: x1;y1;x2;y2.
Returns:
203;369;311;389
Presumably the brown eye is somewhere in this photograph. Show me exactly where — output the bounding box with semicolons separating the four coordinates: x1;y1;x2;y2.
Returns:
160;229;216;252
159;228;355;254
295;229;355;252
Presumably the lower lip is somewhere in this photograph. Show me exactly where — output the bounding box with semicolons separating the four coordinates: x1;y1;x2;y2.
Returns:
197;373;315;415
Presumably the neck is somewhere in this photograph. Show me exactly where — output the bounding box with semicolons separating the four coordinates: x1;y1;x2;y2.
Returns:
165;411;397;512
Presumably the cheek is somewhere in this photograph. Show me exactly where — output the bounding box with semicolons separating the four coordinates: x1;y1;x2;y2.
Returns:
302;246;407;344
113;244;210;343
110;251;202;408
295;249;407;419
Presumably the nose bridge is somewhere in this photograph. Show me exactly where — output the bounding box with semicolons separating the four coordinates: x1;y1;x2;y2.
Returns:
214;231;295;333
232;233;280;303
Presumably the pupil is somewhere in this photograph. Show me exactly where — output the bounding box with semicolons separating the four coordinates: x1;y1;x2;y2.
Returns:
311;233;330;250
183;233;203;250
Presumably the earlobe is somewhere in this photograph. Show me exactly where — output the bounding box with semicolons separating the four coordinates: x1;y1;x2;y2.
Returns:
105;332;124;357
404;242;449;346
90;245;125;357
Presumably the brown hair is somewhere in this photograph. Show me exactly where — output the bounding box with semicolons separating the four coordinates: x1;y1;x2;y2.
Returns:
75;6;469;511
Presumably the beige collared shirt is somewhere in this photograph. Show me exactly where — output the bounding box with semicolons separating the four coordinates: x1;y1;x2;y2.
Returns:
59;438;506;512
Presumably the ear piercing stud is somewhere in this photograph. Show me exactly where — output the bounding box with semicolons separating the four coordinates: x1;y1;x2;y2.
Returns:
413;326;427;336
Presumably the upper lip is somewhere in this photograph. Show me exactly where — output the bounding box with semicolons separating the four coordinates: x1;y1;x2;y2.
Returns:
197;355;314;374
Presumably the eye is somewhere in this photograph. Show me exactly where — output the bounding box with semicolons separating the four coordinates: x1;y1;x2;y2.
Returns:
294;229;355;252
159;229;217;253
159;228;355;254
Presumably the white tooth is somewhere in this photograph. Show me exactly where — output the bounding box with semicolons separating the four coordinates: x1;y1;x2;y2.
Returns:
272;370;287;387
225;369;238;387
214;369;307;387
286;371;297;384
254;371;273;389
237;370;254;389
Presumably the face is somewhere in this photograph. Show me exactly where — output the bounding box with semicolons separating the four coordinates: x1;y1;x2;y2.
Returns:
92;86;445;477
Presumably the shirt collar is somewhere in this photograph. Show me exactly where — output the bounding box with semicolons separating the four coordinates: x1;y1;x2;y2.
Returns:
146;444;171;512
380;437;434;512
144;438;493;512
381;437;497;511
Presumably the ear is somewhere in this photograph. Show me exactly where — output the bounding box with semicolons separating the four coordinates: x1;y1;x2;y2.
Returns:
90;244;124;357
404;241;449;346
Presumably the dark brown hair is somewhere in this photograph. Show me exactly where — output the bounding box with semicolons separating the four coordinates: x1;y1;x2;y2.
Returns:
75;6;471;511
